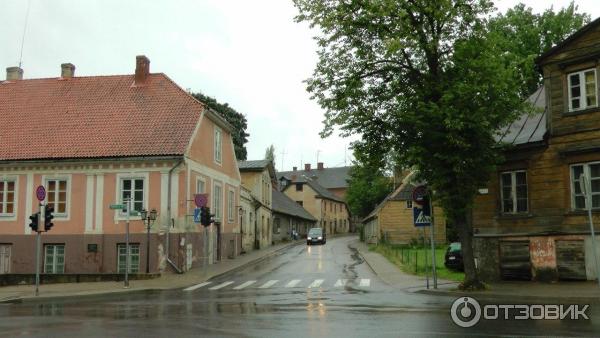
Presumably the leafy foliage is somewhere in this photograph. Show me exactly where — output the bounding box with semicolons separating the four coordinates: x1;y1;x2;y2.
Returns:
346;154;392;219
294;0;588;288
192;92;249;160
265;144;276;163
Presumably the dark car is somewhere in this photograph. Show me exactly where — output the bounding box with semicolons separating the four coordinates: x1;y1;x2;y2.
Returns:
307;227;326;245
444;242;463;271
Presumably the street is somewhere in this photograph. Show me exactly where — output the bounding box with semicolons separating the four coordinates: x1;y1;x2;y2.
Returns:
1;237;598;337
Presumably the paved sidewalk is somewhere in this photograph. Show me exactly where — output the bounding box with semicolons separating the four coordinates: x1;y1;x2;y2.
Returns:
0;240;301;304
351;239;600;303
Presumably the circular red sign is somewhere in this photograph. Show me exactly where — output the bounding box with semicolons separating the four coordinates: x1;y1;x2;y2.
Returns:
194;194;208;208
36;185;46;201
412;185;427;205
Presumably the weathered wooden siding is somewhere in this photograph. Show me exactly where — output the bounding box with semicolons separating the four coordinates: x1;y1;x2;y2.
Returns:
378;200;446;244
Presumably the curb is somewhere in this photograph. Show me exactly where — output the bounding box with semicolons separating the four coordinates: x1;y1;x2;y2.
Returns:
0;240;303;305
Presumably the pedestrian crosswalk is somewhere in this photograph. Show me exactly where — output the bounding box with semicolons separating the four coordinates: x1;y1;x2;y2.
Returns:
183;278;371;292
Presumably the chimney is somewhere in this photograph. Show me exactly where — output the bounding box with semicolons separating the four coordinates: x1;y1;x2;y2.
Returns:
305;163;311;171
317;162;324;170
6;67;23;81
61;63;75;78
134;55;150;85
293;166;297;171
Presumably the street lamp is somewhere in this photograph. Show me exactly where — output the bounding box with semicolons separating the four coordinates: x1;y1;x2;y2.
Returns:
140;208;158;274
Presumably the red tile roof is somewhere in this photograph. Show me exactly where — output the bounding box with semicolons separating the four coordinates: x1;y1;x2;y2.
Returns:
0;73;204;161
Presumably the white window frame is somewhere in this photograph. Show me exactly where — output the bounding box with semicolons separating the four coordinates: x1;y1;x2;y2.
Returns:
196;176;206;194
115;173;149;220
500;170;528;214
44;244;65;274
214;127;222;164
570;161;600;210
0;176;18;219
213;181;223;222
44;176;71;219
568;68;597;112
227;188;235;223
117;243;140;273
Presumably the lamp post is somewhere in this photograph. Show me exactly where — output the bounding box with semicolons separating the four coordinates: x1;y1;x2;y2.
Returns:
140;208;158;274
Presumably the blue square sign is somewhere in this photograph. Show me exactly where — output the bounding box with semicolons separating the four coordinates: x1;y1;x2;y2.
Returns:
193;208;201;223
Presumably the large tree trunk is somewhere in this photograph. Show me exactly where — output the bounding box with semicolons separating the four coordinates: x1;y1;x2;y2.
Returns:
455;211;485;290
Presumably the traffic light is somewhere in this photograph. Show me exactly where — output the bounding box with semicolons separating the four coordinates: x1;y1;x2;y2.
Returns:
200;207;211;226
29;212;39;232
44;205;55;231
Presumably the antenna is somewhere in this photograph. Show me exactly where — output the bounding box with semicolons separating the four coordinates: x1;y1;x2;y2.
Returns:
280;149;286;172
18;0;32;68
316;150;321;163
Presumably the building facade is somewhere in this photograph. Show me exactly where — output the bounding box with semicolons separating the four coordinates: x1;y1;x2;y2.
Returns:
272;189;317;241
238;160;275;249
0;56;241;275
473;19;600;282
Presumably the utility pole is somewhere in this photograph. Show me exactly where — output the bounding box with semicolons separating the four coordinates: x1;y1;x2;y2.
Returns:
316;150;321;164
124;197;131;288
580;174;600;287
280;149;286;172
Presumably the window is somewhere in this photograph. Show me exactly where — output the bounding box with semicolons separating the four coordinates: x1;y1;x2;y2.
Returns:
406;200;413;209
274;218;280;234
0;180;15;215
46;179;68;215
117;243;140;273
214;128;222;163
500;171;528;213
296;201;303;206
197;178;206;193
213;183;222;221
228;190;234;223
120;178;145;214
44;244;65;274
295;183;303;191
571;163;600;210
568;69;597;111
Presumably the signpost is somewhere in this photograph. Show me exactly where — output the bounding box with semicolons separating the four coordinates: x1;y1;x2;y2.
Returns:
34;185;45;296
110;200;132;288
413;185;437;289
580;174;600;287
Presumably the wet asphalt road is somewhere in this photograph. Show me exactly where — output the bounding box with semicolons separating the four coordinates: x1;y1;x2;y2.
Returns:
1;236;599;337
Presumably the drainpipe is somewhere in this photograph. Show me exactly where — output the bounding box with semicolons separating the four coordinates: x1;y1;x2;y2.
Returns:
166;158;184;274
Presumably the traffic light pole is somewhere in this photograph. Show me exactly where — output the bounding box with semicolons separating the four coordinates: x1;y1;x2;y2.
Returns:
35;202;44;296
125;198;131;288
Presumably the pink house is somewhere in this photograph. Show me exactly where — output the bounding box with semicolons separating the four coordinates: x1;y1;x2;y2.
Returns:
0;56;241;275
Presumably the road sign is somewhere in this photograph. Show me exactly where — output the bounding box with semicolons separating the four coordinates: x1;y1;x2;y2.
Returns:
413;207;431;227
194;208;201;223
36;185;46;201
412;185;427;206
194;194;208;208
109;204;125;210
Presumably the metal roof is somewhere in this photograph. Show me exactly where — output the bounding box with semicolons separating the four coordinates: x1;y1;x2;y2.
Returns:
272;189;317;222
278;166;352;189
497;86;547;146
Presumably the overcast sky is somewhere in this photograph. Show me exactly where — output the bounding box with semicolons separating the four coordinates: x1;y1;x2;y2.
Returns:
1;1;598;172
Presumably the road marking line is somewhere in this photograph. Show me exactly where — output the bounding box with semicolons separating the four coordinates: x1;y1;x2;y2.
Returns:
183;282;212;291
308;279;324;288
334;279;347;287
285;279;301;288
233;280;257;290
259;280;279;288
209;281;235;290
359;279;370;287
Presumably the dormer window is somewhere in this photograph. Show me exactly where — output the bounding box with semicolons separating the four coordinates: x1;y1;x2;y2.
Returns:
568;69;597;112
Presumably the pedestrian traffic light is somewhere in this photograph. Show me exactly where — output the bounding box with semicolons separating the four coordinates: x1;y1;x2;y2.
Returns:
28;212;39;232
200;206;211;226
44;205;54;231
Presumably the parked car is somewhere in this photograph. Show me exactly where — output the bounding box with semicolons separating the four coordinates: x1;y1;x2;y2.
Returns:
444;242;463;271
307;228;326;245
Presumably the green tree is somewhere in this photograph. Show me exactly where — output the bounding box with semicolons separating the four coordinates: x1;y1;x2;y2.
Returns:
488;2;590;98
346;152;392;219
265;144;276;163
192;92;249;160
294;0;530;289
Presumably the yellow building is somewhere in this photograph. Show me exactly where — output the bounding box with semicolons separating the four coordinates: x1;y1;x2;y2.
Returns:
281;178;350;235
363;175;446;245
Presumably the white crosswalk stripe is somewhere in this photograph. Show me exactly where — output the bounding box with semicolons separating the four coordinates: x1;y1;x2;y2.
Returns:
183;282;212;291
258;280;279;288
308;279;324;288
359;279;370;287
209;281;235;290
285;279;302;288
334;279;347;287
233;280;257;290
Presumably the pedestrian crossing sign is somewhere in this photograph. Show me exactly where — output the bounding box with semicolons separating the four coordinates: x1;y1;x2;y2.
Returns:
413;196;431;227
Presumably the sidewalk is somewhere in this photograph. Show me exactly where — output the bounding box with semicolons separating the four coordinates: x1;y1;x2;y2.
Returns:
0;240;301;304
351;239;600;304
